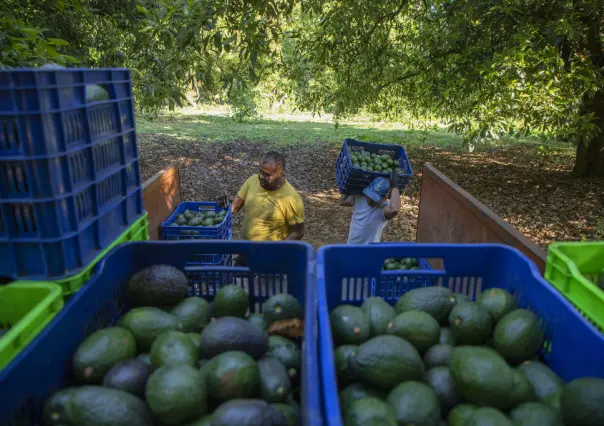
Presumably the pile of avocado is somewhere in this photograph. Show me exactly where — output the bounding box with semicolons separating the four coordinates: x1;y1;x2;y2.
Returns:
383;257;419;271
330;285;604;426
44;264;304;426
170;209;228;235
349;150;404;174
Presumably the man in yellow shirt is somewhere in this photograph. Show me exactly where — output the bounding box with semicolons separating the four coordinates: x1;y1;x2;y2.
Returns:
220;152;305;248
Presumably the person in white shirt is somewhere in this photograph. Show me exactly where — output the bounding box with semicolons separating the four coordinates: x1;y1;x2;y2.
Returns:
339;172;401;244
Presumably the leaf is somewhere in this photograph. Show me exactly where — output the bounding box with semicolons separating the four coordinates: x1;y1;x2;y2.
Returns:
47;38;70;46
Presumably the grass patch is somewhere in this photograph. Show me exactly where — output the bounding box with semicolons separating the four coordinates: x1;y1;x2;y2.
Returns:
136;105;573;153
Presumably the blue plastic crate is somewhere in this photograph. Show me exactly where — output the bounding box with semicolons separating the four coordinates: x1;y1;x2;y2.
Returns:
0;68;144;279
0;241;321;426
335;138;412;194
317;243;604;426
161;201;232;240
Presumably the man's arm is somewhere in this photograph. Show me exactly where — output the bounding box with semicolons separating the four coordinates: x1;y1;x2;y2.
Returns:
383;188;401;220
286;223;304;240
339;194;355;207
384;171;401;220
231;196;245;214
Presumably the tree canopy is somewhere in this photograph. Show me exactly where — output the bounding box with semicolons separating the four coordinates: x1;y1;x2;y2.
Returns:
2;0;603;175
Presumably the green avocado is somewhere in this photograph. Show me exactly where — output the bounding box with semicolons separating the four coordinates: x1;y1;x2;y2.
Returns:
199;316;268;359
339;383;384;416
518;360;563;402
330;305;370;345
267;336;301;379
334;345;359;387
204;351;260;401
127;264;188;307
214;285;249;318
387;310;440;353
466;407;513;426
509;368;538;407
119;307;182;351
211;399;288;426
448;403;478;426
170;297;212;332
560;377;604;426
247;313;268;331
150;330;199;368
361;297;396;337
146;364;207;425
352;335;424;390
424;366;462;414
448;302;493;345
450;346;514;409
387;381;441;426
509;402;563;426
423;344;454;369
44;386;153;426
258;357;291;403
72;327;136;384
493;309;543;364
345;397;397;426
477;288;518;323
271;403;300;426
439;327;457;346
395;286;457;324
263;293;303;324
102;359;152;399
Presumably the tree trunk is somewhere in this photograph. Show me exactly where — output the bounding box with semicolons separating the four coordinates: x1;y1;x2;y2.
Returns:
572;90;604;177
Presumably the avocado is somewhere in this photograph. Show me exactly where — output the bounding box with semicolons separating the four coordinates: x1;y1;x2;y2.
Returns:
184;209;194;219
127;265;188;307
345;397;397;426
448;403;478;426
214;284;249;318
137;353;151;365
206;210;217;218
330;305;370;345
361;297;396;336
263;293;303;324
72;327;136;383
150;330;198;368
176;216;188;225
465;407;513;426
448;302;493;345
202;218;214;226
509;402;563;426
518;360;563;402
181;415;213;426
334;345;359;386
424;366;462;413
170;297;211;332
187;332;201;350
44;386;153;426
188;217;202;226
146;364;207;425
119;307;182;351
387;381;441;426
545;390;562;412
258;357;291;402
423;344;454;369
450;346;513;409
199;316;268;359
248;313;268;330
509;369;538;407
211;399;289;426
271;403;300;426
477;288;518;323
204;351;260;401
387;310;440;353
267;336;301;379
395;286;456;324
352;335;424;390
560;377;604;426
102;359;152;399
339;383;384;415
439;327;457;346
493;309;543;364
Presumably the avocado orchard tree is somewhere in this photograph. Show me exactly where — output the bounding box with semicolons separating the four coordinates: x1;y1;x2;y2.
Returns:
2;0;296;113
293;0;604;176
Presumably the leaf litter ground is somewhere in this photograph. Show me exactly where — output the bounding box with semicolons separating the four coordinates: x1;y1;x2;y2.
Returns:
138;134;604;249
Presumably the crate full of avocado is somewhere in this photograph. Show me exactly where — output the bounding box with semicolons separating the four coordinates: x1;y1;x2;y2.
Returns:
335;139;412;194
161;201;232;241
317;243;604;426
0;241;319;426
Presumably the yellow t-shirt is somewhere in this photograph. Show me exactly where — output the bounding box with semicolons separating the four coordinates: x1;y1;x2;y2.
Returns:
237;175;305;241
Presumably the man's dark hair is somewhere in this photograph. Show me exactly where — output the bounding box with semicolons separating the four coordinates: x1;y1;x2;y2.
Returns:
262;151;286;170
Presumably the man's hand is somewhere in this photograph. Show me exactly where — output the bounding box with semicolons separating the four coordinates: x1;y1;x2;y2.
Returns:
390;171;400;190
217;194;229;209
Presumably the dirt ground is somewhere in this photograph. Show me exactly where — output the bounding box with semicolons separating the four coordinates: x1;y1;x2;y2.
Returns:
138;134;604;249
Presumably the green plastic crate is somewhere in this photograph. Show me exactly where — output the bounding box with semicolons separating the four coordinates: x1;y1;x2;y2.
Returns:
55;213;150;296
0;282;64;371
545;242;604;330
